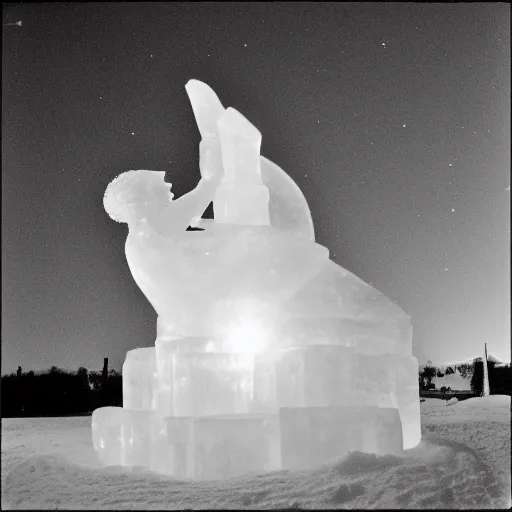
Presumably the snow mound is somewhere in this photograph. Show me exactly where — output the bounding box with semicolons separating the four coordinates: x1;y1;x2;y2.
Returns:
456;394;510;409
454;395;511;421
2;438;505;510
331;450;404;475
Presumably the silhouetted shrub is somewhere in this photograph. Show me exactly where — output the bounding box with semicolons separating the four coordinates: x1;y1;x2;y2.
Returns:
419;365;437;389
489;365;512;396
470;360;505;395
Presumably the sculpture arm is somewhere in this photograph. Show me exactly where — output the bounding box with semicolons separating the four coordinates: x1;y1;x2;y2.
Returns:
148;177;219;237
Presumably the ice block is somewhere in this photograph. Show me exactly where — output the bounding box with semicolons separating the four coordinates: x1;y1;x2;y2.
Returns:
122;347;157;411
92;407;154;469
154;337;218;417
150;415;191;476
394;355;421;449
150;413;280;479
92;407;124;467
252;350;279;413
279;406;403;471
353;353;421;449
172;351;254;417
155;337;254;417
275;345;355;408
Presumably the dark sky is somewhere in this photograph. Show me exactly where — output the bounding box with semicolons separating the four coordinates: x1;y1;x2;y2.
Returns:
2;2;510;375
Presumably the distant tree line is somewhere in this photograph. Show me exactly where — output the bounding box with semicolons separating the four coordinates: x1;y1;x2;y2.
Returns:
1;365;122;418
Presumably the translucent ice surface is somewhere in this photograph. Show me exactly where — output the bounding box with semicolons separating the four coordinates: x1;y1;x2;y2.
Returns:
280;406;403;471
122;347;156;411
93;78;421;480
168;349;254;417
353;353;421;449
150;413;280;479
124;223;329;341
275;345;356;408
92;407;154;468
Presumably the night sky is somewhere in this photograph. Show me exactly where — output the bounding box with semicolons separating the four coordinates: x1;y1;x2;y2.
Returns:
2;3;510;375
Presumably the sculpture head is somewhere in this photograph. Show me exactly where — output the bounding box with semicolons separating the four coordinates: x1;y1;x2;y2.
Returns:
103;170;172;225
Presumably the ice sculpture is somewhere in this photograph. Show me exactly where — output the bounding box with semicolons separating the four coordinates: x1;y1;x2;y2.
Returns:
93;79;421;480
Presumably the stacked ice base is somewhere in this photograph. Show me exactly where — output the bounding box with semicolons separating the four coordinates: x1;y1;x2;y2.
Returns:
92;334;420;480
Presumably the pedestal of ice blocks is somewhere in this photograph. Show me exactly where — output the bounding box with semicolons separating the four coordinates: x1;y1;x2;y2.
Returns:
279;406;403;471
93;332;419;477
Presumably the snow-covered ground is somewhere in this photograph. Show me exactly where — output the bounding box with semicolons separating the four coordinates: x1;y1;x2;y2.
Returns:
2;395;510;509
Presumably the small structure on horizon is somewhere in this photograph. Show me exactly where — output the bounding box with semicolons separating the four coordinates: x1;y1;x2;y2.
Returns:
482;343;490;397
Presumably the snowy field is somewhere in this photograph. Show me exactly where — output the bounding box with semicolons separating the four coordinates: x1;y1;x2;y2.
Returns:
1;395;510;510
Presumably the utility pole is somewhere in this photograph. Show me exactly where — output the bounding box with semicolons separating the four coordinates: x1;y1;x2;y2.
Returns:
482;343;490;397
102;358;109;406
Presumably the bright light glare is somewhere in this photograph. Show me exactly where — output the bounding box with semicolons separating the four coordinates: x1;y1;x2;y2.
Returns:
224;317;268;355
